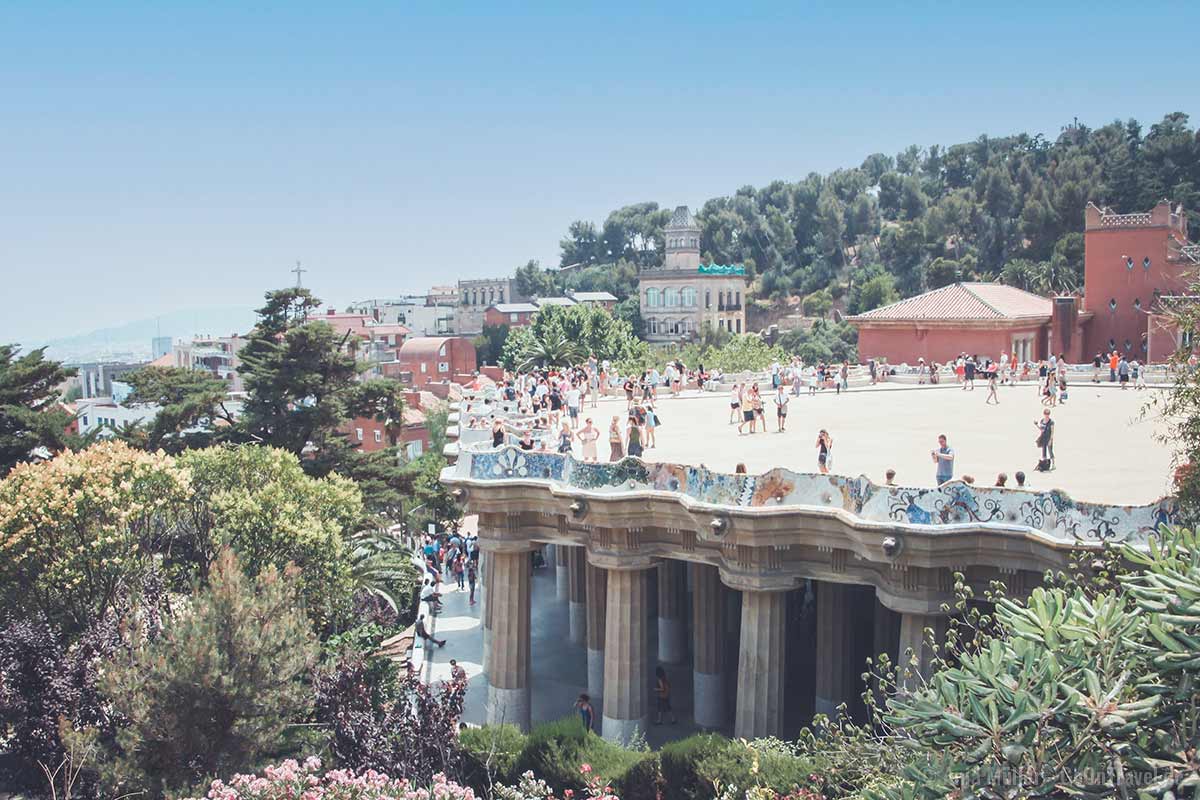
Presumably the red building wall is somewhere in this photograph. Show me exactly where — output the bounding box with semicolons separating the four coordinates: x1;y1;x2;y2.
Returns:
398;337;477;386
856;324;1047;365
1082;202;1190;359
483;308;533;328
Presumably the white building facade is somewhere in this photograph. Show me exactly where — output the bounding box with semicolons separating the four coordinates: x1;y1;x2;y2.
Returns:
638;206;748;341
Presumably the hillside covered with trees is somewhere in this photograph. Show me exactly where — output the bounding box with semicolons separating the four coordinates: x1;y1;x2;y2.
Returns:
525;112;1198;319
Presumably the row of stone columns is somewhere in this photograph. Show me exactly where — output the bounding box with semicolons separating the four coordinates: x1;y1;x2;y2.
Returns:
480;541;947;741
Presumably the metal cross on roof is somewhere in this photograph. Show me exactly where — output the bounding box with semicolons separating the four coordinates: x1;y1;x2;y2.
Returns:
292;260;306;288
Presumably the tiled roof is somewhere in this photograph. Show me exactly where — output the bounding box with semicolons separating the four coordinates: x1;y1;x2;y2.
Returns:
667;205;697;229
850;283;1053;322
534;297;576;307
569;291;618;302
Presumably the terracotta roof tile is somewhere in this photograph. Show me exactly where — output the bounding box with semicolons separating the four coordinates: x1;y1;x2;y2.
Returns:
849;282;1053;322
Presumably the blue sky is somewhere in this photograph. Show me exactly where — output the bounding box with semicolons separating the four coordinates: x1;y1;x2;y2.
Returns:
1;1;1192;344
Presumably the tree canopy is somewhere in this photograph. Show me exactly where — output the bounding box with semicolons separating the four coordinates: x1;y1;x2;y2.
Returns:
0;344;75;475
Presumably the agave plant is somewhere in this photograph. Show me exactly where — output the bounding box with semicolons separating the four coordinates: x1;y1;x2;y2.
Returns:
869;527;1200;800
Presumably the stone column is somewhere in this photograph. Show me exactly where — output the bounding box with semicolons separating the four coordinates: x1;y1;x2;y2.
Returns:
481;551;494;678
568;545;587;645
600;562;653;744
734;589;788;739
585;561;607;703
486;547;533;731
691;563;725;729
815;581;853;717
657;560;687;664
556;542;570;602
897;612;949;691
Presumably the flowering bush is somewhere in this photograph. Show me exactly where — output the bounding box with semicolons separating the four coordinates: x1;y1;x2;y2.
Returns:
0;441;190;632
185;758;479;800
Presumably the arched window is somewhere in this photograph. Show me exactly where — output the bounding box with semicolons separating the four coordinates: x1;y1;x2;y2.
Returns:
735;290;741;307
705;289;711;309
462;291;469;304
489;288;495;303
682;287;696;307
472;289;478;306
665;288;678;308
646;288;660;307
648;318;659;335
498;289;504;303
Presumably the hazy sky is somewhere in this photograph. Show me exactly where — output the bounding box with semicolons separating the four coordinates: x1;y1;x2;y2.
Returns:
1;1;1192;344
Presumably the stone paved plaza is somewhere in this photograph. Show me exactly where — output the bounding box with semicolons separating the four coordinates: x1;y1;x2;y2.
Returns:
580;382;1173;505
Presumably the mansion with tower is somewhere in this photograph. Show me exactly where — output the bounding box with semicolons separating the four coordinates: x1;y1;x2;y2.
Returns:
850;200;1198;364
638;206;749;342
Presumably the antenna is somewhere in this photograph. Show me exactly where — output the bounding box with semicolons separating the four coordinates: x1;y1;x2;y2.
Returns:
292;260;307;288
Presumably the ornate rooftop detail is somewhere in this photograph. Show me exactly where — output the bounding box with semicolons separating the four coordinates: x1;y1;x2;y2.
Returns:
667;205;698;230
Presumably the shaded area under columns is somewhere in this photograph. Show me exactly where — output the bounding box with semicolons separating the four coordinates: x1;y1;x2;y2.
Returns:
691;563;725;730
657;559;688;665
567;545;587;645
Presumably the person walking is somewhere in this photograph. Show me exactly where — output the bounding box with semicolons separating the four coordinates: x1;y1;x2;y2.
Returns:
644;404;659;448
1035;408;1055;471
467;559;478;605
626;415;644;458
575;693;596;733
985;366;999;404
773;384;790;432
653;667;677;725
932;434;955;485
816;429;833;474
737;384;756;435
729;383;742;424
1118;355;1130;389
608;416;624;461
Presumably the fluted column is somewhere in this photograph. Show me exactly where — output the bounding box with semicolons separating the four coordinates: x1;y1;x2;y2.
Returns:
556;542;570;602
734;589;788;739
486;547;533;731
481;551;494;677
657;559;687;664
602;565;652;743
568;545;587;645
898;612;948;692
691;563;725;729
585;561;607;703
815;581;853;718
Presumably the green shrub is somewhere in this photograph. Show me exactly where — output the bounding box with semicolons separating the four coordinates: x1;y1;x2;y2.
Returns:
612;751;662;800
660;734;729;800
510;717;642;795
661;734;816;799
459;724;527;791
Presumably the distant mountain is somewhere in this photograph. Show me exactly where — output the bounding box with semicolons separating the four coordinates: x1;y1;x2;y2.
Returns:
31;307;259;364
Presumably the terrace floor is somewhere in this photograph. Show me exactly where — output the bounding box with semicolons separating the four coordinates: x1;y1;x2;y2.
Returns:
571;380;1174;505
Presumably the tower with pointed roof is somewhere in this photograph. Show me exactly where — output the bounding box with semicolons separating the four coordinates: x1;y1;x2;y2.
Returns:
638;204;748;341
663;205;701;270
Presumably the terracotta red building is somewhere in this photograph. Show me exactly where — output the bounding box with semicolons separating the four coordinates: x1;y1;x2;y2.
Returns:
848;283;1070;365
484;303;538;328
1081;201;1192;359
397;336;477;385
345;390;434;460
851;201;1195;364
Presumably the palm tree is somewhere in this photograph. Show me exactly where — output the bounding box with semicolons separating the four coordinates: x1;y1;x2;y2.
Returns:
517;329;585;372
346;529;418;613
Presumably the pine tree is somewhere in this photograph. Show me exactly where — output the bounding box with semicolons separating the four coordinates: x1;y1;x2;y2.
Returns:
0;344;74;475
95;549;317;798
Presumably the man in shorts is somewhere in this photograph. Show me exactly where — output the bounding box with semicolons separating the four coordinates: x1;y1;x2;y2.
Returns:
773;384;789;432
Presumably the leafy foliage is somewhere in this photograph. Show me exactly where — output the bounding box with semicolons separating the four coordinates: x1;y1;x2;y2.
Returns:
182;758;481;800
121;365;237;452
0;343;75;475
313;649;466;786
0;441;190;633
92;549;317;798
501;303;646;370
